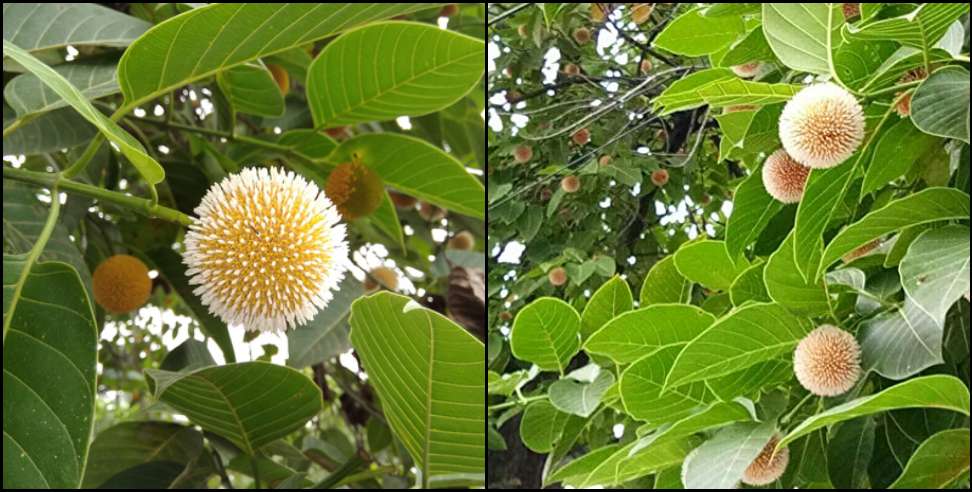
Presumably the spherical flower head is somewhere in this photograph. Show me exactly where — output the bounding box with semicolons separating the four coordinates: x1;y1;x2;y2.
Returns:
572;128;590;145
779;82;865;169
631;3;653;24
548;267;568;286
514;145;533;164
573;27;592;45
183;167;349;333
599;155;612;167
364;266;398;291
418;202;446;221
499;310;513;321
794;325;861;396
742;434;790;486
448;231;475;251
640;58;653;74
325;162;384;220
763;149;811;204
93;254;152;313
842;3;861;19
563;63;581;76
267;64;289;96
651;169;669;187
388;190;417;209
731;62;761;78
561;175;581;193
507;89;523;104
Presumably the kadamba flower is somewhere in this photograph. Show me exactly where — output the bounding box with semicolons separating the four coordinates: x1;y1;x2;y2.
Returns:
779;82;865;169
418;201;446;221
731;62;761;79
794;325;861;396
563;63;581;76
572;128;590;145
447;231;475;250
561;175;581;193
93;254;152;313
651;169;669;187
842;3;861;19
513;144;533;164
762;149;811;204
325;161;384;220
640;58;653;74
183;167;349;332
548;267;568;286
364;266;398;291
573;27;592;45
742;434;790;486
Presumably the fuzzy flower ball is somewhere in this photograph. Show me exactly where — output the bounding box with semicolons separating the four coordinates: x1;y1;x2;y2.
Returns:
325;161;384;220
93;254;152;313
763;149;811;204
548;267;568;286
183;167;349;333
794;325;861;397
742;434;790;486
779;82;865;169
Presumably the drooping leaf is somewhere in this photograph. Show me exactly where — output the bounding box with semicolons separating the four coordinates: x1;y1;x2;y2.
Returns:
349;292;484;482
2;105;98;155
725;163;784;259
652;68;735;114
706;359;793;401
160;339;216;372
2;3;150;54
584;305;715;365
519;400;570;454
673;240;750;292
82;421;206;488
287;276;362;368
307;21;484;128
899;225;970;325
549;370;615;418
910;66;971;144
621;346;714;424
4;59;119;118
889;429;971;489
510;297;581;374
828;416;876;489
794;156;860;280
145;362;322;456
861;117;942;196
762;3;842;75
844;3;970;53
859;297;944;380
579;276;632;341
720;26;776;66
216;62;285;117
3;262;97;489
640;255;691;306
729;261;770;306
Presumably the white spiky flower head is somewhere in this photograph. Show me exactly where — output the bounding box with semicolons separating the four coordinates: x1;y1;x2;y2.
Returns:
183;167;349;333
762;149;810;204
779;82;865;169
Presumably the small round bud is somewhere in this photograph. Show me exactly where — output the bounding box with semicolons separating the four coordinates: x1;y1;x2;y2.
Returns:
640;58;653;74
548;267;568;286
561;176;581;193
418;202;446;222
447;231;475;251
572;128;590;145
590;3;607;22
563;63;581;76
93;254;152;314
517;24;529;39
598;155;612;167
573;27;592;45
842;3;861;19
499;311;513;321
325;162;384;220
794;325;862;397
651;169;669;187
513;145;533;164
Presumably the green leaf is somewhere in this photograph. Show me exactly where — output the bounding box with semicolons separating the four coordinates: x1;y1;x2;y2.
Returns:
673;240;750;292
2;3;150;54
657;78;801;116
653;8;744;57
911;66;971;144
568;436;701;488
779;375;971;449
844;3;970;52
720;26;776;66
3;40;165;185
307;21;484;128
116;4;441;108
580;276;632;340
859;297;944;380
729;261;770;306
828;416;876;489
762;3;842;75
287;276;362;368
889;429;971;489
370;192;406;251
216;62;285;117
3;261;97;489
725;164;785;258
349;291;484;481
160;339;216;372
706;359;792;401
781;429;832;488
861;118;942;196
764;231;831;316
149;247;235;363
510;297;581;373
794;156;860;280
629;401;754;458
665;303;812;389
640;255;691;306
832;39;899;91
548;444;622;484
145;362;321;456
488;368;536;397
584;305;716;365
899;225;970;325
3;105;98;155
82;421;205;488
652;68;735;114
860;47;953;94
329;133;484;218
621;346;714;424
520;400;570;454
549;370;615;418
681;420;777;489
819;188;970;274
4;59;119;118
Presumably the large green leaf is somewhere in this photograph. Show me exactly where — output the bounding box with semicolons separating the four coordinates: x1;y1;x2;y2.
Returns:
844;3;970;52
4;59;119;118
681;420;777;489
762;3;842;75
584;305;715;365
720;26;776;66
145;362;321;456
725;163;784;259
150;247;235;363
861;117;942;196
216;62;285;117
628;401;754;458
653;8;744;57
706;359;792;401
287;276;362;368
2;3;150;53
828;416;876;489
656;78;801;116
349;292;484;483
510;297;580;373
911;66;971;144
307;21;483;128
640;255;691;306
329;133;484;218
3;261;97;489
859;297;944;380
116;4;440;109
899;225;970;325
729;261;770;306
621;346;714;424
563;436;700;488
778;375;971;449
664;303;812;389
3;40;165;185
520;400;570;454
82;421;206;488
819;188;970;274
764;231;831;316
549;370;615;418
889;429;971;489
652;68;734;114
793;155;860;279
579;276;632;341
3;105;97;155
673;240;750;292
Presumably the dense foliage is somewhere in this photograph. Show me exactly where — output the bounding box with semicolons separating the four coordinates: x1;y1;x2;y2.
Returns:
487;3;970;489
4;3;485;489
